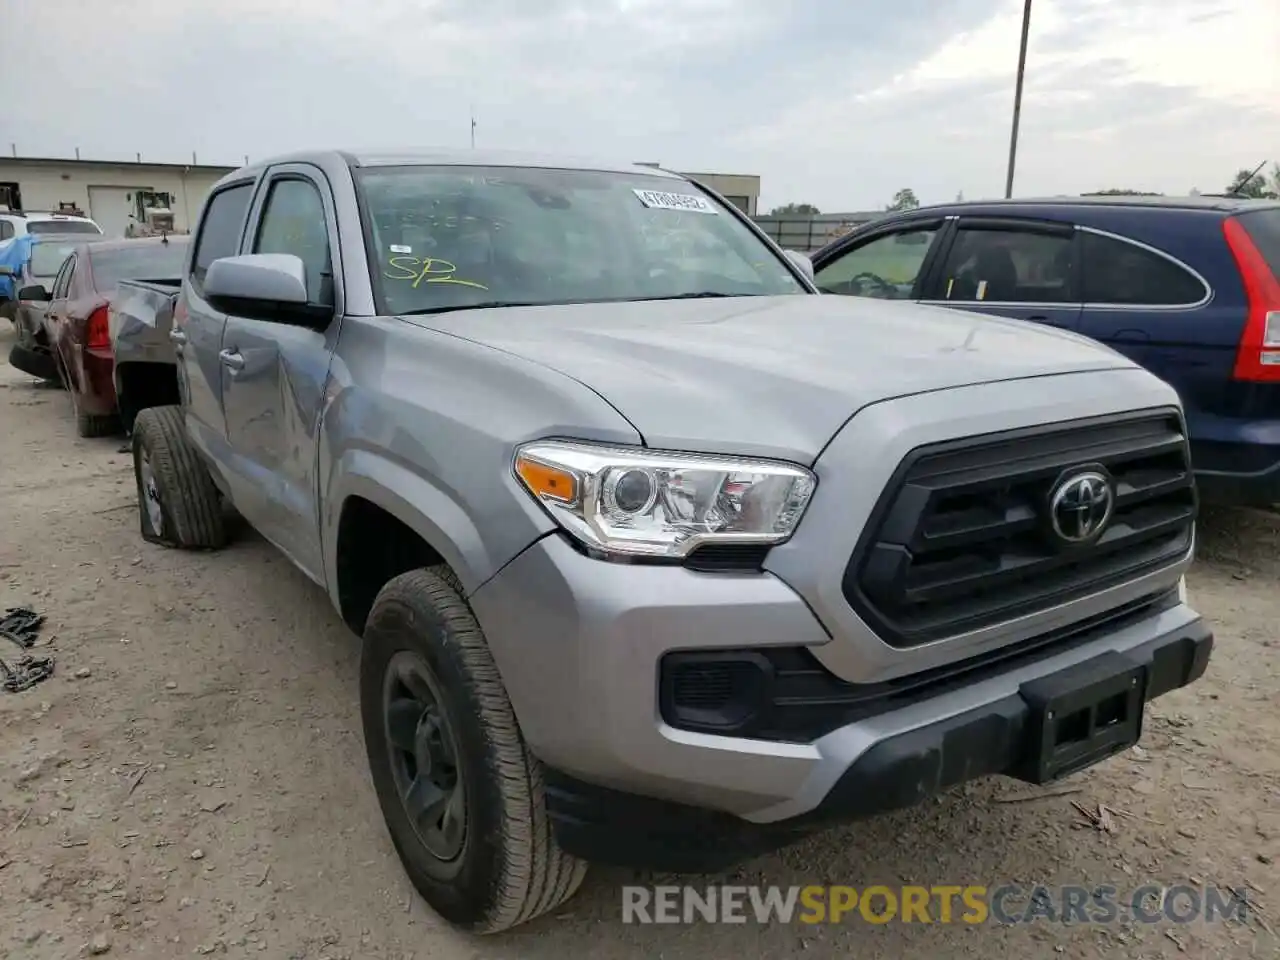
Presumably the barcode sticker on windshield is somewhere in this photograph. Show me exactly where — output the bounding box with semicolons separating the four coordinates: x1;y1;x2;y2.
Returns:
632;189;717;214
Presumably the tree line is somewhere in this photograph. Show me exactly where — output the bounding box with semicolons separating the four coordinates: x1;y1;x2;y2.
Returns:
768;164;1280;216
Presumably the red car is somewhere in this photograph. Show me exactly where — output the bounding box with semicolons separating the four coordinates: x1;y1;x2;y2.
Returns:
35;236;189;437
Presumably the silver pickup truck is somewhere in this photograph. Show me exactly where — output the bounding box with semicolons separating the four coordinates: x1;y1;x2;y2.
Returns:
129;149;1212;934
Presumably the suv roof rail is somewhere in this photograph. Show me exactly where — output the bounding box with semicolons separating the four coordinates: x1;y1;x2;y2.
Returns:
0;209;96;218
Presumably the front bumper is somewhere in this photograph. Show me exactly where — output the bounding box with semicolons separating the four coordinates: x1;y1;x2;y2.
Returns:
470;535;1211;871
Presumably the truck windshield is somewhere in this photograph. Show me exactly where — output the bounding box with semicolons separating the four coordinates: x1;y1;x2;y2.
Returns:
355;165;806;315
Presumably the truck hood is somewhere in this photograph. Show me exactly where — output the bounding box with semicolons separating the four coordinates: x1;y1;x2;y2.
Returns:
404;295;1135;463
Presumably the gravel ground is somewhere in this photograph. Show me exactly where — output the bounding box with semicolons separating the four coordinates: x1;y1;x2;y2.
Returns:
0;327;1277;959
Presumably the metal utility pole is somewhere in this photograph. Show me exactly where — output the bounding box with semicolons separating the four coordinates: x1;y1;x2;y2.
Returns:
1004;0;1033;199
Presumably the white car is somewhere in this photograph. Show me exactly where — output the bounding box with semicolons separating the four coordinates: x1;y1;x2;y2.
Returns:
0;211;103;249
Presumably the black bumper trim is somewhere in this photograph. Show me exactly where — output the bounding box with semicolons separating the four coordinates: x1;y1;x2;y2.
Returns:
544;618;1213;873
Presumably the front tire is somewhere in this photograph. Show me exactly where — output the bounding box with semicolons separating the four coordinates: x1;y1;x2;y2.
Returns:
131;406;226;549
360;568;587;933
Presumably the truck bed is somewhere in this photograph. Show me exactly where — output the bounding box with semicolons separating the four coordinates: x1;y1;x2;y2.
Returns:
109;279;182;368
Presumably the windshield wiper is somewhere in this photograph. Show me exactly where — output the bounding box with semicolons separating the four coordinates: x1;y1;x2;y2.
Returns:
623;291;752;302
400;301;546;316
400;292;756;316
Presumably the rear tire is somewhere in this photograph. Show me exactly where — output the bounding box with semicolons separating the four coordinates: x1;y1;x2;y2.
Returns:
360;567;587;933
131;405;226;549
76;408;122;438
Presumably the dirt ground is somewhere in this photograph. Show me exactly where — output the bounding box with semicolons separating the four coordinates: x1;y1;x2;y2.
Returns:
0;325;1277;960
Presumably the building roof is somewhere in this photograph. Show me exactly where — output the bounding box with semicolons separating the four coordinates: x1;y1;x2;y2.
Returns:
0;156;237;174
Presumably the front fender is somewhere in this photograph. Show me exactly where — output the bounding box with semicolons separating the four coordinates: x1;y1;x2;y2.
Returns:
323;448;552;600
317;318;645;611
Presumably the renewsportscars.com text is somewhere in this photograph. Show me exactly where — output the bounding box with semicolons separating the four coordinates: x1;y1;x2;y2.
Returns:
622;884;1250;925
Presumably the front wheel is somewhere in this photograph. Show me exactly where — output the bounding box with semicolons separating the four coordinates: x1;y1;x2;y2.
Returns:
360;567;587;933
131;406;226;549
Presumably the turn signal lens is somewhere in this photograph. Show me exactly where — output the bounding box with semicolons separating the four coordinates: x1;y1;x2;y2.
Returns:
515;454;579;504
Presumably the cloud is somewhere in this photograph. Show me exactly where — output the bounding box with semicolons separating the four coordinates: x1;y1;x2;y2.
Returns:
6;0;1277;211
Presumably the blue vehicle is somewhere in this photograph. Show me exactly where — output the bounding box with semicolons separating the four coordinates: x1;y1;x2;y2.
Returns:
809;196;1280;505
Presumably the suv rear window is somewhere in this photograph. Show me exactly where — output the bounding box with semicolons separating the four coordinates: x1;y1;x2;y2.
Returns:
30;242;78;278
27;220;100;236
1080;231;1206;305
1236;210;1280;278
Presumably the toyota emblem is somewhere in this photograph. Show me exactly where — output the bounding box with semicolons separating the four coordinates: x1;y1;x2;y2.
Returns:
1049;470;1114;543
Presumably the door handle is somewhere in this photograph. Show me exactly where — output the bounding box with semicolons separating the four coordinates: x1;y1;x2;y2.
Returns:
219;349;245;371
168;329;187;345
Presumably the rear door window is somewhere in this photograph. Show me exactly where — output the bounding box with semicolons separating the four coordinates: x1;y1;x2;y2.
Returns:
1080;231;1207;305
937;227;1075;303
1235;209;1280;278
192;184;254;287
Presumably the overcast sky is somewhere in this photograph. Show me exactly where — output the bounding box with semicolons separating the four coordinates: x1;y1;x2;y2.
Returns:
7;0;1278;211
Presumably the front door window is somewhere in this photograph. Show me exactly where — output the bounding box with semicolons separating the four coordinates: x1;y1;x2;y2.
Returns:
814;227;939;299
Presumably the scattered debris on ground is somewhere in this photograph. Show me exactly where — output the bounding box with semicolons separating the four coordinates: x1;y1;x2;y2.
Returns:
0;606;52;693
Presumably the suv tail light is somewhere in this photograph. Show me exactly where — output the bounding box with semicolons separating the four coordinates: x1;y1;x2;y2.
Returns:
1225;216;1280;382
86;305;110;351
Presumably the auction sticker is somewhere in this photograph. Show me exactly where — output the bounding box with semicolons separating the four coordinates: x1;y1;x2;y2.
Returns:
632;189;717;214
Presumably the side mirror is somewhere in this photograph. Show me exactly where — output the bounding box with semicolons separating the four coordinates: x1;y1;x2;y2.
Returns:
204;253;331;327
17;285;49;302
0;265;13;276
784;249;815;282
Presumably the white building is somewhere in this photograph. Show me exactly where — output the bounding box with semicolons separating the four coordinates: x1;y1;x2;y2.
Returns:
0;157;235;238
0;155;762;239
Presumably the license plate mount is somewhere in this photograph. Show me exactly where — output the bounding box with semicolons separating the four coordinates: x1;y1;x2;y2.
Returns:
1014;651;1146;785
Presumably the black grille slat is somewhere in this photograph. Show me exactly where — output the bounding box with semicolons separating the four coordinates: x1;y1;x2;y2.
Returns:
844;409;1196;648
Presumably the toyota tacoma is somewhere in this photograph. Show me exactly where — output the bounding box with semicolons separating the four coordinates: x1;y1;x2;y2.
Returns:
129;149;1212;934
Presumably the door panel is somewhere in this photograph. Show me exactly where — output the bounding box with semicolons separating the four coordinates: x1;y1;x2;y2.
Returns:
219;165;342;580
87;186;135;239
922;217;1083;331
44;255;76;374
179;180;258;464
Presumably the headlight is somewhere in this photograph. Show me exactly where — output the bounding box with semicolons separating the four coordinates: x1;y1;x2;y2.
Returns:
513;440;817;559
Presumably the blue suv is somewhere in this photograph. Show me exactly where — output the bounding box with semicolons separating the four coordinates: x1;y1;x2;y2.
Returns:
809;196;1280;505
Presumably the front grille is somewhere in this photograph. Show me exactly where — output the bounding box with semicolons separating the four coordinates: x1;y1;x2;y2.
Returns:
843;409;1196;648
